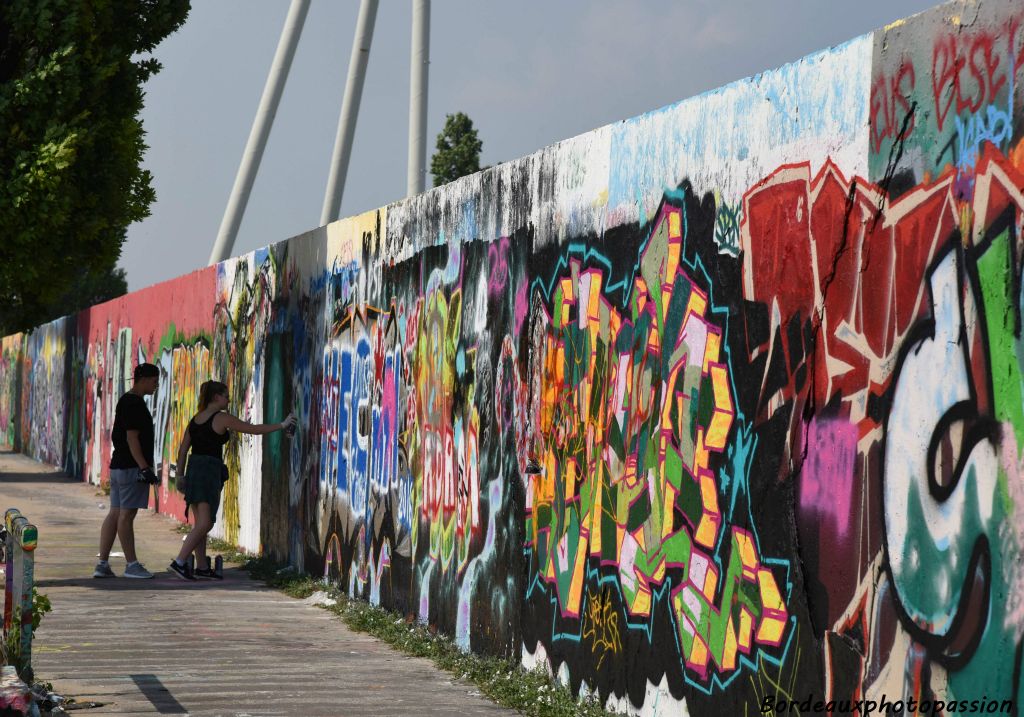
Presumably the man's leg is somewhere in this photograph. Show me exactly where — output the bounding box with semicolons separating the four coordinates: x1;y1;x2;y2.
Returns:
117;508;139;564
94;504;122;577
115;467;154;577
98;507;120;561
94;474;125;577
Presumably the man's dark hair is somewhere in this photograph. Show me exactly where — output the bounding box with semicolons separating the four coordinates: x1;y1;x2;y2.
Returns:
134;363;159;380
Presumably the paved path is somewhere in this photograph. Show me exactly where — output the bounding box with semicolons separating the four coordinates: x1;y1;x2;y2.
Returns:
0;451;516;716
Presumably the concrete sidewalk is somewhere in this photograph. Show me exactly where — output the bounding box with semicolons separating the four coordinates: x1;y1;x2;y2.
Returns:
0;451;516;716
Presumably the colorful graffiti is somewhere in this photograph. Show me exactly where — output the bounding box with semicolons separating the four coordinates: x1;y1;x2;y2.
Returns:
2;1;1022;714
0;335;24;448
521;204;789;695
882;153;1024;712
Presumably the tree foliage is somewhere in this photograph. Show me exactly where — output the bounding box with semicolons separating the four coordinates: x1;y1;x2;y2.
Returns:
430;112;483;187
0;0;190;333
60;265;129;315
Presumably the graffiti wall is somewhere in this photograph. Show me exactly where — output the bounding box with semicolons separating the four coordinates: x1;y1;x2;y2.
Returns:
2;1;1022;713
3;269;218;521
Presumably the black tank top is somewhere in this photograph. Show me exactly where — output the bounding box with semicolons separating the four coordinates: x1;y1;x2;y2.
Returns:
188;413;230;459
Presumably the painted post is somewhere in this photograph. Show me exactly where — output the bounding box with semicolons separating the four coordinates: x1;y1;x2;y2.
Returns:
2;508;38;682
2;510;14;638
320;0;379;225
406;0;430;197
208;0;311;265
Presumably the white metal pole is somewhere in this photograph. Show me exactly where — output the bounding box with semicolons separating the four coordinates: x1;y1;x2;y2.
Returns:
407;0;430;196
209;0;311;265
321;0;379;226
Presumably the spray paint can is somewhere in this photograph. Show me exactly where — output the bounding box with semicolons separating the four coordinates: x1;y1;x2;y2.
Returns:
214;555;223;578
285;400;298;437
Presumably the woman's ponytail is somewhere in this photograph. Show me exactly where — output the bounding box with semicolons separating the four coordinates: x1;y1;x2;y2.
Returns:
198;380;228;411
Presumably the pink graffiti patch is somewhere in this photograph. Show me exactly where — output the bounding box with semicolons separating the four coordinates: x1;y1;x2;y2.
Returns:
799;417;857;539
514;280;529;338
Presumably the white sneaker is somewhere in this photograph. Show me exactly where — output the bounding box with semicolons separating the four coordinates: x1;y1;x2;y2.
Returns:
123;562;154;579
92;562;116;578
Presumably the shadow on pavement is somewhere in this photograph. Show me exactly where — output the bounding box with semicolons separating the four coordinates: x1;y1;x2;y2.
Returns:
0;471;84;485
130;674;189;714
35;569;273;592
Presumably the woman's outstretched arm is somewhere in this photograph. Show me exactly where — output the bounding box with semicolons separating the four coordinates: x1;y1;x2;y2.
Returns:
217;412;295;436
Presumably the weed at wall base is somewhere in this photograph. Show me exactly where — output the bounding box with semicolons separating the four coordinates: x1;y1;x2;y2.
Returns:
240;557;618;717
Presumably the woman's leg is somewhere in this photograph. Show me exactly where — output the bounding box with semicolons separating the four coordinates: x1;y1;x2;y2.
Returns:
194;532;209;570
176;502;213;563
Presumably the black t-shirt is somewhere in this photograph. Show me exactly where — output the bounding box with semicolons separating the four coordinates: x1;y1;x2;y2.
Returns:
109;392;155;469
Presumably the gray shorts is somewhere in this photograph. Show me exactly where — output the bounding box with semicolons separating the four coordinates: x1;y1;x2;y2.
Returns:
109;468;151;510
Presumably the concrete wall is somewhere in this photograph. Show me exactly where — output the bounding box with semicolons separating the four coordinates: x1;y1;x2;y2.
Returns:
2;1;1022;713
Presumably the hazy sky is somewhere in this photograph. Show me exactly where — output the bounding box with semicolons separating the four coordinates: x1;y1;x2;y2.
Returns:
122;0;939;291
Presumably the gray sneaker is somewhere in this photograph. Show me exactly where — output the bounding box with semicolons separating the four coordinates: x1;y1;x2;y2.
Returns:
92;562;116;578
123;562;154;579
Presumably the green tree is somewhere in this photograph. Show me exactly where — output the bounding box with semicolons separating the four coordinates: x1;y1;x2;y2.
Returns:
58;265;129;315
0;0;190;333
431;112;483;187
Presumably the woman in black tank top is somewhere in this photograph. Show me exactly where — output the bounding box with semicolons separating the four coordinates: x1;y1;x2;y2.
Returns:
170;380;296;581
188;412;231;459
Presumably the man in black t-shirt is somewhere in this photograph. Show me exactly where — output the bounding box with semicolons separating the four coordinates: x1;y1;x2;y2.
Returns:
93;362;160;579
